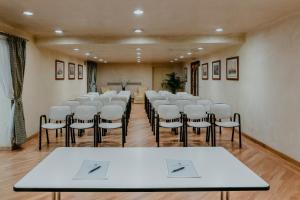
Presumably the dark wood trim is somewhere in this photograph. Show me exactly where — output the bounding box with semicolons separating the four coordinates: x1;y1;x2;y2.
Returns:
212;60;221;80
190;61;200;95
55;60;65;80
226;56;239;81
68;62;76;80
78;64;83;80
202;63;209;80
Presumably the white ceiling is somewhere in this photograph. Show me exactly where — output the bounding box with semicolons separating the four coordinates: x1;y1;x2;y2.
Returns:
0;0;299;63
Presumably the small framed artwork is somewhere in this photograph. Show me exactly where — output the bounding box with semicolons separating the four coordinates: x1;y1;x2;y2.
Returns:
68;63;76;80
55;60;65;80
212;60;221;80
226;56;239;80
78;64;83;80
202;63;208;80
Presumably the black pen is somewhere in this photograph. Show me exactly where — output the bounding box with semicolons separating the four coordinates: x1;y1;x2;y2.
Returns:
171;166;185;173
88;165;101;174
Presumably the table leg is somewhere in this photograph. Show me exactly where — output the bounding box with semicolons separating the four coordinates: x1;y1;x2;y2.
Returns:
220;191;230;200
52;192;61;200
221;191;224;200
226;191;230;200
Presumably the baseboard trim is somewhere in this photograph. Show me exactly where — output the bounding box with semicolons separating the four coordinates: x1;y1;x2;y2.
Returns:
0;147;11;151
243;133;300;168
0;132;38;151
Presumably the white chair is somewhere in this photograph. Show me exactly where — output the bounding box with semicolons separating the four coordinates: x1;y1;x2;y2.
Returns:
67;105;98;147
96;105;126;147
81;101;103;113
175;99;194;113
75;96;90;104
62;100;80;114
156;105;183;147
151;100;170;134
39;106;71;150
210;104;242;148
87;92;99;96
197;99;213;113
183;105;212;147
94;95;110;105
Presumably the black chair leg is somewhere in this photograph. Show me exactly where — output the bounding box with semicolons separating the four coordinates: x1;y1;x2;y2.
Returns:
231;127;235;141
94;127;97;147
239;125;242;148
56;129;58;137
206;127;209;143
39;127;42;150
46;130;49;144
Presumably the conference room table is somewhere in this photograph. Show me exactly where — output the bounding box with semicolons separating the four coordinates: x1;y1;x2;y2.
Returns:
14;147;269;200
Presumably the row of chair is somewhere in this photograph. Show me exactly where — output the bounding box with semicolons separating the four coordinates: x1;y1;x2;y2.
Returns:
38;91;131;150
144;90;242;148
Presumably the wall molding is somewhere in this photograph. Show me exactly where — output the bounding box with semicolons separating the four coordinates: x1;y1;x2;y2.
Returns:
243;133;300;168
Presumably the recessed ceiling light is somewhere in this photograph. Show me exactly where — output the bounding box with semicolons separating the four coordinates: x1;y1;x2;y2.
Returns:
133;9;144;16
179;56;184;59
23;11;34;16
85;52;91;56
98;58;104;62
136;52;141;55
174;58;178;61
73;48;79;51
136;48;142;51
198;47;204;50
170;60;174;63
134;28;143;33
104;61;108;64
54;29;63;34
137;60;141;63
93;56;98;59
216;28;224;32
187;52;192;55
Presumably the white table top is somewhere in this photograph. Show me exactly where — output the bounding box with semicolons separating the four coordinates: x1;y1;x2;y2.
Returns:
14;147;269;192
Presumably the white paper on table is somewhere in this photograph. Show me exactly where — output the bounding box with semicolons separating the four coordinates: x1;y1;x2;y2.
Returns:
73;160;110;180
166;159;200;178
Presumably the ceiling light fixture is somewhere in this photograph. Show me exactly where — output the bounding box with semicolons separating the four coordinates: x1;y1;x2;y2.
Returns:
23;11;34;16
216;28;224;32
134;28;143;33
73;48;79;51
179;56;184;59
133;9;144;16
93;56;98;59
136;48;142;51
98;58;104;62
54;29;63;34
136;52;141;55
187;52;192;55
198;47;204;50
85;52;91;56
170;60;174;63
174;58;178;61
104;61;108;64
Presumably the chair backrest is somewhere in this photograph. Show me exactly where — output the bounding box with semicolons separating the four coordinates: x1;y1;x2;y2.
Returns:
87;92;99;97
75;96;90;104
197;99;213;113
108;100;126;112
111;96;128;104
48;106;71;121
157;105;181;120
184;105;207;120
175;100;194;112
94;95;110;105
81;101;103;113
149;95;166;104
210;103;232;120
74;105;97;121
62;101;80;113
152;100;170;110
101;105;124;120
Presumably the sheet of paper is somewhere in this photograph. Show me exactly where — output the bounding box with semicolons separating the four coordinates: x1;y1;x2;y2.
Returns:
166;159;200;178
73;160;110;180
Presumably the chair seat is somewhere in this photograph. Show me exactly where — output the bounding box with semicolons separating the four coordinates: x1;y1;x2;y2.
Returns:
187;121;211;128
70;123;94;129
42;123;65;130
215;121;239;127
99;122;122;129
160;121;182;128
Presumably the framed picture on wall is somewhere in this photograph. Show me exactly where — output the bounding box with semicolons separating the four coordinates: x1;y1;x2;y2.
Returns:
78;64;83;80
226;56;239;80
68;62;76;80
212;60;221;80
202;63;208;80
55;60;65;80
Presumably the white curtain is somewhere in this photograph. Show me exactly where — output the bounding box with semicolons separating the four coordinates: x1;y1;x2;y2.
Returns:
0;36;14;146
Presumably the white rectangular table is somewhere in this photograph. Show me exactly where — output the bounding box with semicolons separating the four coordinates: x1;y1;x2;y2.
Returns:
14;147;269;200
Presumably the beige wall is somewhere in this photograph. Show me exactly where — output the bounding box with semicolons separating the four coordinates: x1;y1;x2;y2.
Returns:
191;12;300;161
0;21;86;147
97;63;184;93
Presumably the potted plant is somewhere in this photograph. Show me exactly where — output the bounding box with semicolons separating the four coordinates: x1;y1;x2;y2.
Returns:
161;72;185;94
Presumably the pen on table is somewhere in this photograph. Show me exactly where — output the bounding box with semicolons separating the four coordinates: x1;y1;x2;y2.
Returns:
88;165;102;174
171;166;185;173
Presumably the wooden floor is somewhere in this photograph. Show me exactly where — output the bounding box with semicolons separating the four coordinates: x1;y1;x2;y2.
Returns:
1;104;300;200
